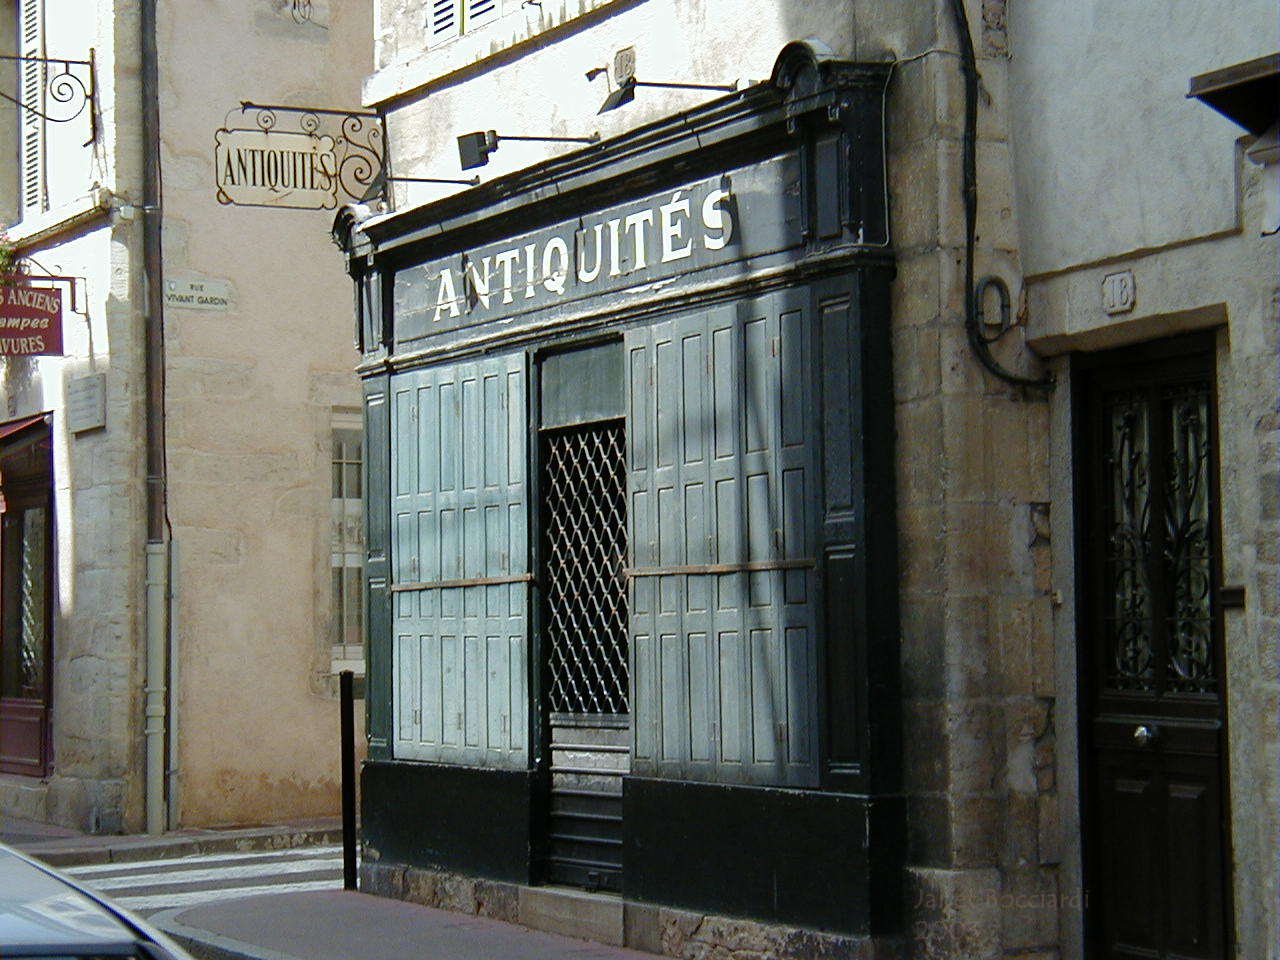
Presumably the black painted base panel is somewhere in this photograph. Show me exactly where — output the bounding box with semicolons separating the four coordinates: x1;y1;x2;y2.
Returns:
624;777;903;936
361;759;544;884
362;761;903;936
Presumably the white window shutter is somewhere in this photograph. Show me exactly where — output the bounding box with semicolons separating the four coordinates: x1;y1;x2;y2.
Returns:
19;0;46;218
427;0;459;46
465;0;498;31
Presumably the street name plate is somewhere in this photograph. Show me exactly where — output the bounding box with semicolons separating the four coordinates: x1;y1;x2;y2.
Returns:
165;277;234;311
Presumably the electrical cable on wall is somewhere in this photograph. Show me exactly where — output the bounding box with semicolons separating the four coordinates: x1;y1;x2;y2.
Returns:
948;0;1053;389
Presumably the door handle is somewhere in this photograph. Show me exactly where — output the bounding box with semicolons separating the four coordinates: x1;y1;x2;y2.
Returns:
1133;724;1158;748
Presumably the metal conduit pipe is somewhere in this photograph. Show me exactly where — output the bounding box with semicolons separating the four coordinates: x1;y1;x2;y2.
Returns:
141;0;170;834
947;0;1052;389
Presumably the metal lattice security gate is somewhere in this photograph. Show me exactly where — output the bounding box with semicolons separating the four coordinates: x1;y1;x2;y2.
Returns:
544;422;629;716
540;420;628;893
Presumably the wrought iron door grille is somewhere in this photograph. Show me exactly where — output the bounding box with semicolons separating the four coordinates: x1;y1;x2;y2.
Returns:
1100;378;1217;695
542;421;628;714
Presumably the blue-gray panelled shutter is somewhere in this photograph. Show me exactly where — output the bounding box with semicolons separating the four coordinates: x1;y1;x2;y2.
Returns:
19;0;46;217
628;291;819;787
390;354;528;767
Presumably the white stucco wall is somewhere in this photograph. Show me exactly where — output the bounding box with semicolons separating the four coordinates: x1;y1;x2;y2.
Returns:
366;0;864;207
1008;0;1278;276
1010;4;1279;958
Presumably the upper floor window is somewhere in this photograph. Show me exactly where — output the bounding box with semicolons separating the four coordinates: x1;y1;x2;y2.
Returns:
1;0;98;228
331;411;365;674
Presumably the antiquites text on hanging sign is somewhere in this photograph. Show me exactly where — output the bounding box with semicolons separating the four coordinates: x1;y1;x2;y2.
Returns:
216;129;339;209
0;286;63;356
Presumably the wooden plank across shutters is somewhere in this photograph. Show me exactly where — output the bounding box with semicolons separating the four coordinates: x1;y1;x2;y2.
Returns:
389;354;528;767
627;291;819;787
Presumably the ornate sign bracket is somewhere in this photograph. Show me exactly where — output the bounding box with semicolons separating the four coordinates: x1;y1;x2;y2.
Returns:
0;51;97;144
217;102;478;209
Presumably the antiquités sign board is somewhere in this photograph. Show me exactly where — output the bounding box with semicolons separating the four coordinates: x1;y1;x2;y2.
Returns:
214;105;384;210
393;156;803;343
215;129;340;210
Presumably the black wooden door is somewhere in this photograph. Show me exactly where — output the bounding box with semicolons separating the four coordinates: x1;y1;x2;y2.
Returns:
1075;333;1231;959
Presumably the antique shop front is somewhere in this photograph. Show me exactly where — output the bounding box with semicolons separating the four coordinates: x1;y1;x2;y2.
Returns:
336;43;904;937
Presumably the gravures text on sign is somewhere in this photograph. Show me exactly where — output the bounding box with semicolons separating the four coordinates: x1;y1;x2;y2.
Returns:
0;287;63;356
216;129;339;209
393;157;802;342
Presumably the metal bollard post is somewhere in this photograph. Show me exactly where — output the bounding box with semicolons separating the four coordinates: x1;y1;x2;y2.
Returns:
340;669;357;891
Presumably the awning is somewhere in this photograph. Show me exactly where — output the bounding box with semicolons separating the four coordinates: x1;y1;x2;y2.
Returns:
0;413;50;444
1188;53;1280;136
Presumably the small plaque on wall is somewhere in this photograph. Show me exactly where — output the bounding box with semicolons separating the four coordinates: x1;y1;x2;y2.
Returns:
68;372;106;434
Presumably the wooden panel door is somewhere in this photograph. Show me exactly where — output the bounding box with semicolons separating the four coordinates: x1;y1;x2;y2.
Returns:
1075;333;1231;959
0;420;54;778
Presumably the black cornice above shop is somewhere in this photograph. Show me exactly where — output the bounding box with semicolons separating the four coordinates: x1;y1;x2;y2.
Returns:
337;42;891;267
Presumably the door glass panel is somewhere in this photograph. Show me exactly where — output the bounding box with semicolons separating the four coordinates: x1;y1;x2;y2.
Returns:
1102;388;1154;692
2;505;48;700
1162;382;1215;693
18;506;48;698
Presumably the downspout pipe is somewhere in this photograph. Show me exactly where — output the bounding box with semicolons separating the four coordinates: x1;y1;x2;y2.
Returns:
141;0;170;835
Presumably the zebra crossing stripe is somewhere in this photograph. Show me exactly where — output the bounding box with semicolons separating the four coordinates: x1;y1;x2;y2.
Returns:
111;878;344;913
65;844;344;877
72;854;345;892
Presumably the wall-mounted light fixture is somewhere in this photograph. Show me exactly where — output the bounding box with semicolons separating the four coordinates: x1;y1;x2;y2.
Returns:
457;130;600;170
597;76;739;114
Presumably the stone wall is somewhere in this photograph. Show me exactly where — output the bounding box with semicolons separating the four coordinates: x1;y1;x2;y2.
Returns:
156;0;371;827
889;3;1062;958
0;0;150;834
363;860;905;960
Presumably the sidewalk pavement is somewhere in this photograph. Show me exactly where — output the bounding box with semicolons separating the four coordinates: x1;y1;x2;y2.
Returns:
154;890;655;960
3;816;654;960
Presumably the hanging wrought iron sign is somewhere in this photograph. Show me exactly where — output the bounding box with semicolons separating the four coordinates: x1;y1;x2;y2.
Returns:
0;283;63;356
215;102;383;210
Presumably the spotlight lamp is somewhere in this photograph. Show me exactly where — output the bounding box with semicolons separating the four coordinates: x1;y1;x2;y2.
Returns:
597;76;739;114
457;129;601;171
